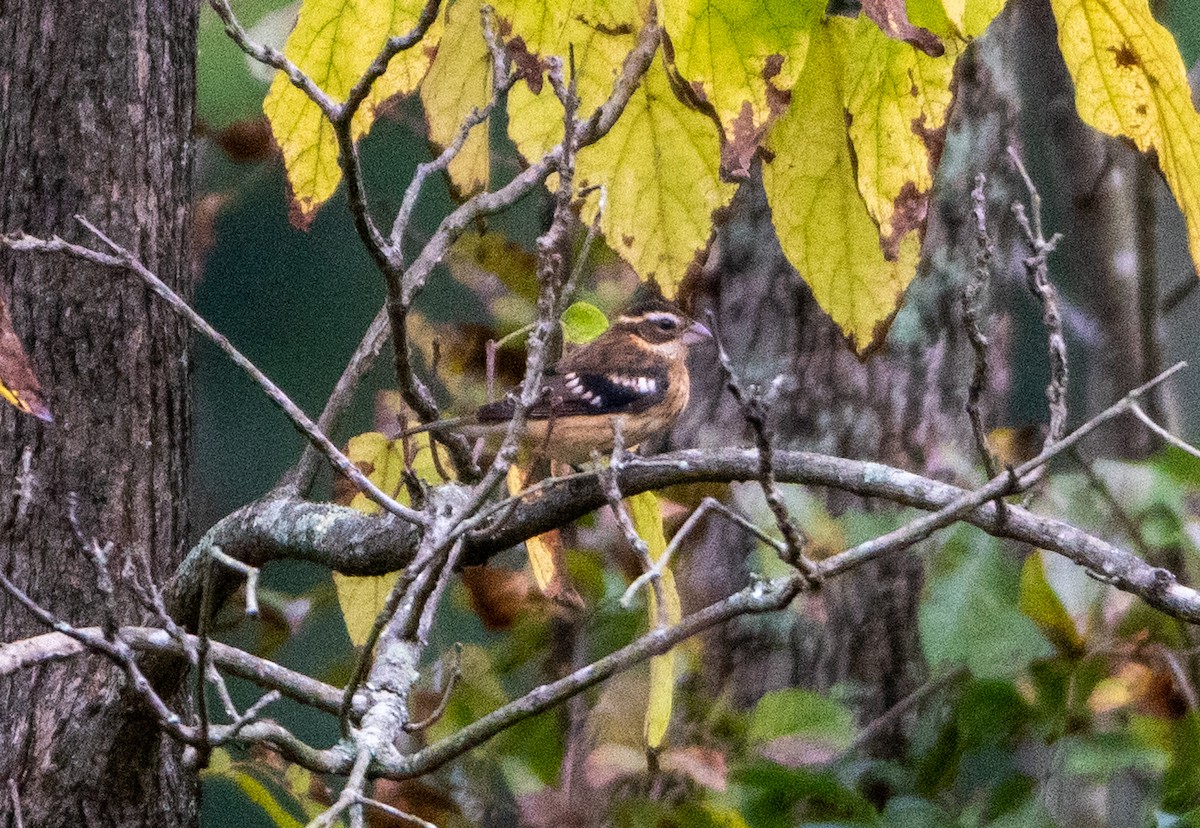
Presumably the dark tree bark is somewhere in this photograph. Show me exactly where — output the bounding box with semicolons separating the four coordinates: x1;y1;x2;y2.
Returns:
0;2;197;826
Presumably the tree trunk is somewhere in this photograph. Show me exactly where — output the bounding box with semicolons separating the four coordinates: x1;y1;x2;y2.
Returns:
0;2;197;826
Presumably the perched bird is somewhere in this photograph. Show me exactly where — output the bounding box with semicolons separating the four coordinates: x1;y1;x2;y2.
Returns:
412;295;712;465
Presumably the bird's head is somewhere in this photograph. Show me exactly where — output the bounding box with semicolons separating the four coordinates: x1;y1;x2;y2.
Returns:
612;295;713;358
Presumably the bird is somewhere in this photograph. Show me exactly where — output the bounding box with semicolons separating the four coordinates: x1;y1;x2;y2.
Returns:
409;294;712;465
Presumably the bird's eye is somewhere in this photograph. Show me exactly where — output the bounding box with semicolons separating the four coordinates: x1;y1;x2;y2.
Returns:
655;317;678;331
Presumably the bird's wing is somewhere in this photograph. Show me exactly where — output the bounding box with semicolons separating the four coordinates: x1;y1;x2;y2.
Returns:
476;369;669;422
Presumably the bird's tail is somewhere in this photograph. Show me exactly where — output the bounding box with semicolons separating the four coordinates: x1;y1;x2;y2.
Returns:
401;414;475;439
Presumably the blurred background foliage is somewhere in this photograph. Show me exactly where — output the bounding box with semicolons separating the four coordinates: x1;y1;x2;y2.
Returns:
195;2;1200;825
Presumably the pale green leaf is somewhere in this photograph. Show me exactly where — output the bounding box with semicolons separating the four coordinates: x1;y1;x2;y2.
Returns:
920;531;1053;678
747;688;855;748
561;301;610;344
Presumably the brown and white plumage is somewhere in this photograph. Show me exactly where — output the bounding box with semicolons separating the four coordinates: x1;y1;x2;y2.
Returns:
414;297;711;464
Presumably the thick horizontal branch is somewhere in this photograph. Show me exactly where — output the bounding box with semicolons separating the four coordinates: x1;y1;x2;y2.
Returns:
172;447;1200;629
168;498;421;628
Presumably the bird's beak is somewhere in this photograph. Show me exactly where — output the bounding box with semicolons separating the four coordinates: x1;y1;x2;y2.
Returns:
682;320;713;346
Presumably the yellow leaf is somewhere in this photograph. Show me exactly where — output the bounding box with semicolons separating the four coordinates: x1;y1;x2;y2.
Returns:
762;21;921;353
578;53;737;295
842;17;961;253
906;0;1005;38
420;0;491;195
661;0;821;175
503;0;638;162
333;430;448;646
331;570;400;646
1050;0;1200;274
503;3;733;293
509;464;559;592
627;491;682;748
264;0;440;223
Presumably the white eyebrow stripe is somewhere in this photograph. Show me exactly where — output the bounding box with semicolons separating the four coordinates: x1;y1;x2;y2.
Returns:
643;312;680;326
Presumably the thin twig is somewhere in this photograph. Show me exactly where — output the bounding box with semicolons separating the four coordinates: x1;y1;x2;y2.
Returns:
1009;147;1068;451
354;794;438;828
1130;402;1200;461
964;173;1000;480
709;312;820;584
211;547;261;617
621;496;782;608
0;570;200;745
821;362;1186;578
206;0;338;116
339;0;442;123
403;644;463;733
837;666;969;760
0;626;368;718
0;221;426;527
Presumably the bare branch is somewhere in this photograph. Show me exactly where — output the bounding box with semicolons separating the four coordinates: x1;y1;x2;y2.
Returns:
1009;147;1068;450
821;362;1184;577
207;0;338;116
964;173;1000;478
0;626;367;717
0;222;426;527
1130;402;1200;461
709;312;820;583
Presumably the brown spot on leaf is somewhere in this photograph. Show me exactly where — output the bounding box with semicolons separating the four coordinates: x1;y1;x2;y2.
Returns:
622;234;635;248
880;179;928;260
762;53;784;82
911;111;948;178
721;101;763;181
1110;42;1140;69
575;14;634;36
1136;103;1148;115
506;35;544;94
861;0;945;57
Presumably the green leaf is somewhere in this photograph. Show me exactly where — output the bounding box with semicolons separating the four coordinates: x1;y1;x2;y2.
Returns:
561;301;610;344
1018;551;1084;655
733;763;878;828
920;532;1053;678
1063;731;1170;778
881;797;954;828
1049;0;1200;277
747;688;855;749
